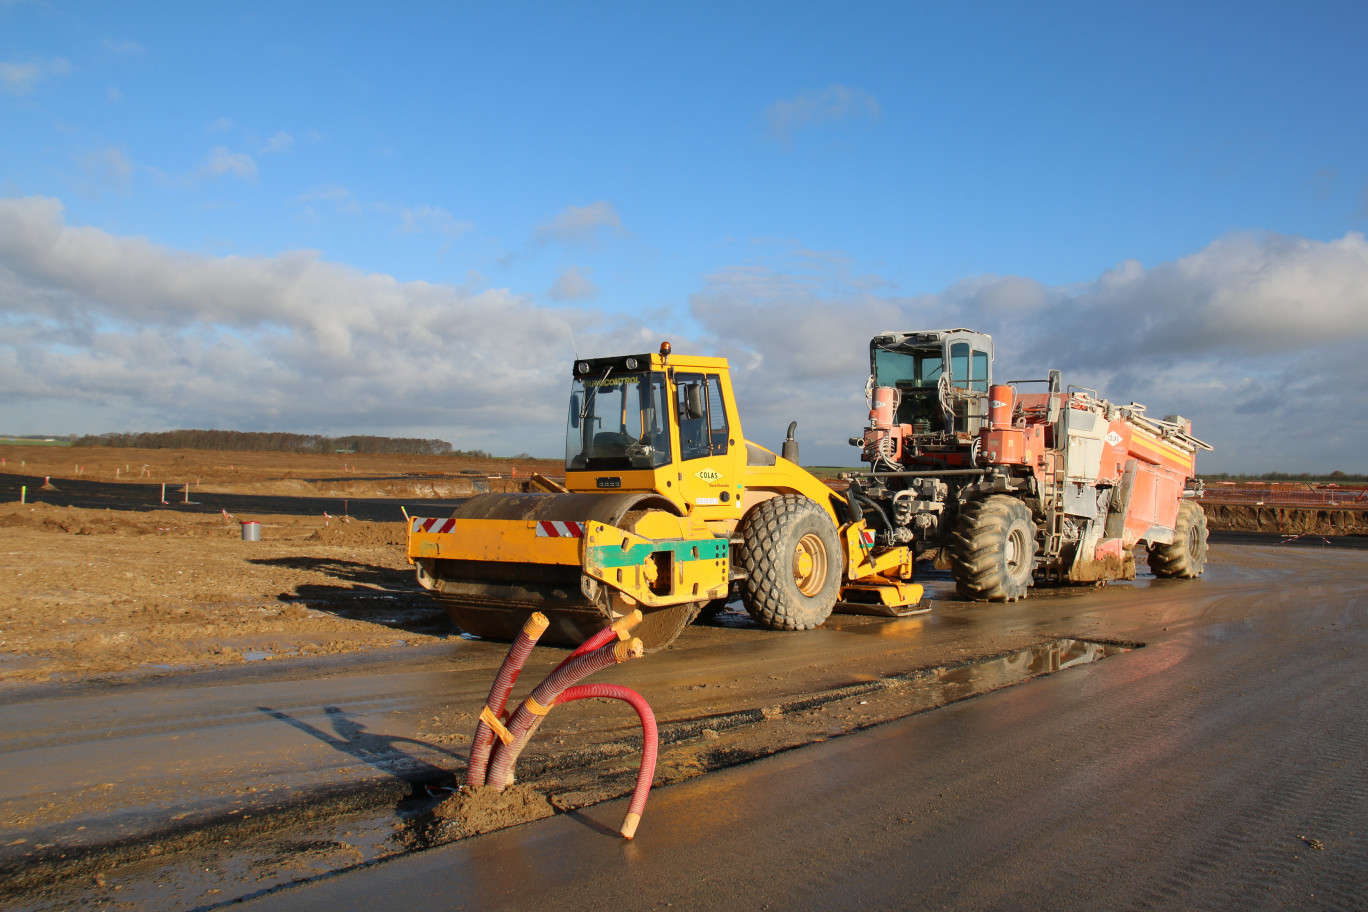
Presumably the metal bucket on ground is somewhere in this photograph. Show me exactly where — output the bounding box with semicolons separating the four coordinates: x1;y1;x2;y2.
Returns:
241;521;261;542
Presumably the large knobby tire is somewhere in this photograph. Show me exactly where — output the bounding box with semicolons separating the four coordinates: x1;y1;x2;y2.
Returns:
1147;500;1209;579
950;495;1037;602
738;494;842;631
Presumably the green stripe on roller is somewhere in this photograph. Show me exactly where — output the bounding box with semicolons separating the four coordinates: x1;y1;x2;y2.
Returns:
590;537;728;569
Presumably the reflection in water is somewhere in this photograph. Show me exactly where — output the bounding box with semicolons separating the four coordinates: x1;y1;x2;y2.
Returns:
936;639;1132;703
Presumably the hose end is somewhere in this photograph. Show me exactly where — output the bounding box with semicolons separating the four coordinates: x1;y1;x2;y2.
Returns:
620;812;641;840
614;637;645;662
523;612;550;639
611;609;644;638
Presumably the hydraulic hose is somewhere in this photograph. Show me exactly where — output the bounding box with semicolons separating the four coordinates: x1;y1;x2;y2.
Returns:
486;637;645;789
466;612;549;788
556;682;658;839
851;490;893;531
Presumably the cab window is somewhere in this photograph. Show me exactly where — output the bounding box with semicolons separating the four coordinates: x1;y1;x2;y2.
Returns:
675;373;729;461
950;342;990;392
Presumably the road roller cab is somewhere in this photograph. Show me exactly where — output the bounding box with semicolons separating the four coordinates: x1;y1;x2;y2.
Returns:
564;345;750;523
407;344;924;650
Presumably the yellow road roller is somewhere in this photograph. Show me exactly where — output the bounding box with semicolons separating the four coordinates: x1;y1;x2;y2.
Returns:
406;343;923;649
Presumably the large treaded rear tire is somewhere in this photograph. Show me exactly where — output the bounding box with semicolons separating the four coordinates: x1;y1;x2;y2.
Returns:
738;494;841;631
950;495;1037;602
1147;500;1208;578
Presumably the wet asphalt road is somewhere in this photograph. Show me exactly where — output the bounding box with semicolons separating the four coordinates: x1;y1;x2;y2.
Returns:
241;544;1368;912
2;540;1364;910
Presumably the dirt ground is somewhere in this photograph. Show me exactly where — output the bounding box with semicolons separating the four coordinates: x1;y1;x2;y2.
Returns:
0;444;1360;686
0;501;439;684
0;445;566;685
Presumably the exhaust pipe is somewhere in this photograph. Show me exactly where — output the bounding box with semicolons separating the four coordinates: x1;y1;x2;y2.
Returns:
781;421;800;464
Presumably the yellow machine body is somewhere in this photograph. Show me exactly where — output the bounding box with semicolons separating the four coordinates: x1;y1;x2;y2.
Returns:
408;347;922;648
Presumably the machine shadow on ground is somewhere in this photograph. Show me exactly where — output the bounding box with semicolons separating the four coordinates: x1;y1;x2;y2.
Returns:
250;556;456;636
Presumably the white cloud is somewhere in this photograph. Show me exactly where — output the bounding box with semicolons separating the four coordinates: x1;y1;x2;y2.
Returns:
294;192;470;239
3;195;1365;472
549;265;598;301
296;185;359;217
258;131;294;154
0;196;590;447
207;117;236;133
534;201;623;247
0;57;70;95
398;204;471;238
106;85;122;103
198;147;257;181
99;38;147;58
77;147;134;194
766;84;881;143
688;232;1368;473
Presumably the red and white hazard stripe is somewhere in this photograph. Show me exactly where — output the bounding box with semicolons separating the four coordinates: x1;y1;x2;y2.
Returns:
860;529;876;546
536;521;585;538
411;517;456;534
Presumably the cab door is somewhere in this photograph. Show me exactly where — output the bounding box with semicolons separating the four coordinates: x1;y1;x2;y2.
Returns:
672;371;744;518
948;340;992;435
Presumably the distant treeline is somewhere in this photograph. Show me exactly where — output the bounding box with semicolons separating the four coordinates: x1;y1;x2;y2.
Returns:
1202;471;1367;484
73;429;477;457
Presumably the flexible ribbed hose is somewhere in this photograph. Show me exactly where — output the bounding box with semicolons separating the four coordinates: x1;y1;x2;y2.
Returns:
560;609;643;666
466;612;549;788
556;683;657;839
494;609;641;779
486;637;644;789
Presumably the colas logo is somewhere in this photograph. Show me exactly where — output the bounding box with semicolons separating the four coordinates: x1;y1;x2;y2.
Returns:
694;468;724;484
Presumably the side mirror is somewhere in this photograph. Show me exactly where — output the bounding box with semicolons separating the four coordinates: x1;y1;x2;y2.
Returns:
569;394;581;429
683;384;705;421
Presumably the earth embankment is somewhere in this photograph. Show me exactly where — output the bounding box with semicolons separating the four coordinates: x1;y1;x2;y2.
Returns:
1202;502;1368;535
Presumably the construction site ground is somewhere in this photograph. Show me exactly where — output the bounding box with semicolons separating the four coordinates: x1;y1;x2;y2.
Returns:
0;446;1364;910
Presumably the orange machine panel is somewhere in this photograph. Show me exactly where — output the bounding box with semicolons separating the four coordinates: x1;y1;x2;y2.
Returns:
982;428;1026;464
1124;461;1186;544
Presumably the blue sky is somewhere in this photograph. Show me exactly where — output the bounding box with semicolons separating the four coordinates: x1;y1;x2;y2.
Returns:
3;1;1367;472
